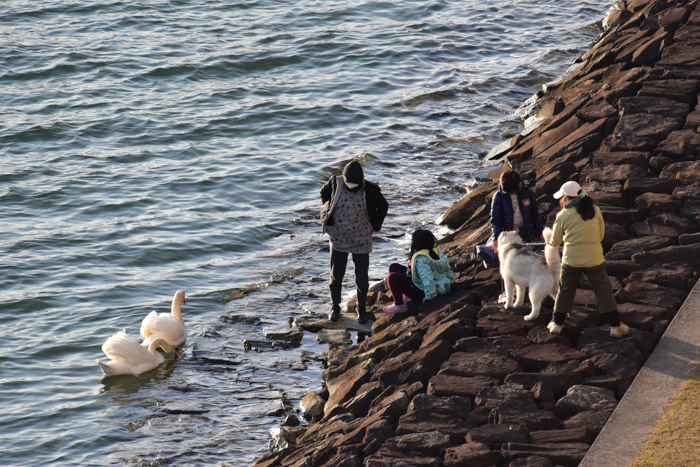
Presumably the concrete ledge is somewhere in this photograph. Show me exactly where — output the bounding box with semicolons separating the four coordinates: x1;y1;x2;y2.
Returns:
580;281;700;467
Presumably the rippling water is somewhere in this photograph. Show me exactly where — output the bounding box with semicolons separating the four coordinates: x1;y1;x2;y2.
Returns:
0;1;612;465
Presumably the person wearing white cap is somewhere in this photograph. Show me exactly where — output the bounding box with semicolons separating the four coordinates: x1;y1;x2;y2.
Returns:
547;181;629;338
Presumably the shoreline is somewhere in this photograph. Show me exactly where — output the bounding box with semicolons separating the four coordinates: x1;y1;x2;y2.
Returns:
256;0;700;465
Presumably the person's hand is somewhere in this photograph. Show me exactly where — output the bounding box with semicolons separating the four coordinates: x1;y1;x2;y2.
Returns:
493;240;499;253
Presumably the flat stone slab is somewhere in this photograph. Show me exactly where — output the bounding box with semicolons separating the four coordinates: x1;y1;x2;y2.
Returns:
262;325;303;342
315;329;352;346
293;312;373;333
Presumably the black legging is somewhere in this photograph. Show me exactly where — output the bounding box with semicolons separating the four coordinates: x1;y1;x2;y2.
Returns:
329;246;369;312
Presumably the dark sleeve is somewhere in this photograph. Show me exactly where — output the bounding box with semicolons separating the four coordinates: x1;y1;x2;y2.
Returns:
529;189;544;237
371;185;389;232
491;191;503;240
320;177;334;203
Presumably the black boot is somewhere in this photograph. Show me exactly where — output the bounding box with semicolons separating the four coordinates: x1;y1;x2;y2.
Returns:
328;305;340;322
357;308;368;325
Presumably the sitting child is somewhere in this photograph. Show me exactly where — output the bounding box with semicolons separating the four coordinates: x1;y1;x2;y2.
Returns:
383;229;455;314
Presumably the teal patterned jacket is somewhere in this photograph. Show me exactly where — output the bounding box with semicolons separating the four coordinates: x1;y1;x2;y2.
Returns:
410;247;455;301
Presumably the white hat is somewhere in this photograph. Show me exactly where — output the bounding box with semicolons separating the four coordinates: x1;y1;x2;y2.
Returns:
553;181;582;199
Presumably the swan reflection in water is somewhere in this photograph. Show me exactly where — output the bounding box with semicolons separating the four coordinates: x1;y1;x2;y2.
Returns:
98;354;178;395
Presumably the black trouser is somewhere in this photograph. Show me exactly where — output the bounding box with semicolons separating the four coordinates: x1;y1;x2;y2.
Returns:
329;246;369;312
553;262;621;327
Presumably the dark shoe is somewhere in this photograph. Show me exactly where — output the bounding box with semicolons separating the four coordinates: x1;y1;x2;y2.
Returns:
357;309;368;325
328;307;340;322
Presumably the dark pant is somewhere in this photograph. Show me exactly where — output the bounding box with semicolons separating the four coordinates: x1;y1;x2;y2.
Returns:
386;263;425;305
553;262;620;327
330;247;369;312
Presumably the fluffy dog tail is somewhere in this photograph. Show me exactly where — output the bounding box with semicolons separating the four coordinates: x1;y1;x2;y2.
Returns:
543;227;561;294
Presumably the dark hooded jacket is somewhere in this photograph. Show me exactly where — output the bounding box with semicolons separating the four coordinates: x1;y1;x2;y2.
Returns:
320;175;388;233
490;180;543;243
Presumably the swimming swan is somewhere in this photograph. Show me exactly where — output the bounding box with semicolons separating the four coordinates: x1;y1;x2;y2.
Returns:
141;290;187;348
96;330;175;376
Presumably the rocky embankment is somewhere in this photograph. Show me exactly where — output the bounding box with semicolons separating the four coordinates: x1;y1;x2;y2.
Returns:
254;1;700;466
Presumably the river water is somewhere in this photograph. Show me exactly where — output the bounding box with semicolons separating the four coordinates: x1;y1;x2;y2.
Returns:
0;1;613;465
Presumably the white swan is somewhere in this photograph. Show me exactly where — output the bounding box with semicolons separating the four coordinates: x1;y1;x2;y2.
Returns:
96;330;176;376
141;290;187;348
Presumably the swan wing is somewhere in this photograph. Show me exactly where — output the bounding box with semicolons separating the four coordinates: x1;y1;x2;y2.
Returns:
140;311;160;339
142;314;186;346
102;331;151;365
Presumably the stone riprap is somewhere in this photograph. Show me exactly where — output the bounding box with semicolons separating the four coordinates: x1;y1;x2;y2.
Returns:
254;0;700;466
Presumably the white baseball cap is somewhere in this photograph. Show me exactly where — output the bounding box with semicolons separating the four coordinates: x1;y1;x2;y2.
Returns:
553;181;582;199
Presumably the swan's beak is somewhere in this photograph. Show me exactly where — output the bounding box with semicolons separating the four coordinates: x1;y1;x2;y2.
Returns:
175;348;180;357
183;299;186;305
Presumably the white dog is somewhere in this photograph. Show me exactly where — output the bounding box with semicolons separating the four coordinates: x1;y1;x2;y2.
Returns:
497;227;560;321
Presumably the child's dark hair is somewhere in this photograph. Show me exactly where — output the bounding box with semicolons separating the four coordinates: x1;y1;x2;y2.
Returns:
500;170;522;195
561;191;597;220
409;229;439;260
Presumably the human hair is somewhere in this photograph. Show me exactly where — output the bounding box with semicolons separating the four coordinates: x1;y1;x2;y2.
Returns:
500;170;522;195
561;192;597;221
409;229;439;260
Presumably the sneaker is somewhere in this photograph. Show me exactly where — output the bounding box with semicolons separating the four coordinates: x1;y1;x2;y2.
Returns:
498;292;507;304
610;323;629;338
357;309;369;325
547;322;563;335
328;307;340;322
383;303;408;314
402;294;412;304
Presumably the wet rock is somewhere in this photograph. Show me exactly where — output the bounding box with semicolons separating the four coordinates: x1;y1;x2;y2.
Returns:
284;414;300;427
489;397;559;431
316;329;352;346
385;431;452;455
443;442;497;467
372;339;452;388
555;384;618;418
263;325;304;343
561;409;614;435
501;442;589;467
467;423;529;449
438;352;522;380
473;383;533;409
618;96;690;118
324;359;376;416
192;340;242;364
294;313;373;334
300;391;326;420
269;426;306;452
632;193;682;215
440;181;498;227
428;374;499;399
511;345;586;372
655;130;700;160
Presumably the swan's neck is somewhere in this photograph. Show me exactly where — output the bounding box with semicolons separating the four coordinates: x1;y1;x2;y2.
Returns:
171;300;184;324
147;340;163;356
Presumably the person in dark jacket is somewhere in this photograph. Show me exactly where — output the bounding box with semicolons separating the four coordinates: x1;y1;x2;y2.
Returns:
320;161;388;324
476;170;544;269
490;170;544;253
